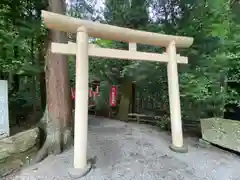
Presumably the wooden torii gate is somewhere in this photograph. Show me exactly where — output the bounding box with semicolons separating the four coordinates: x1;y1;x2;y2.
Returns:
41;10;194;177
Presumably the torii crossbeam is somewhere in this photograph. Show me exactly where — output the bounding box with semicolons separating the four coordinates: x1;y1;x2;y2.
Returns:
41;10;194;178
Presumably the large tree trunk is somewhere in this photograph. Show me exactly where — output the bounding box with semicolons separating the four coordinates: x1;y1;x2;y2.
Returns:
37;40;47;113
33;0;73;163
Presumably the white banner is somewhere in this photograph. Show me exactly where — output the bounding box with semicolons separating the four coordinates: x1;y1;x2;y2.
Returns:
0;80;9;139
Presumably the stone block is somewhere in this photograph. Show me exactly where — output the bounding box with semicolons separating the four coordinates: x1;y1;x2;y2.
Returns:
0;128;39;161
200;118;240;152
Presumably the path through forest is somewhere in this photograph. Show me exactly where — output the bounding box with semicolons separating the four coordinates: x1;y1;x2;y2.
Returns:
13;116;240;180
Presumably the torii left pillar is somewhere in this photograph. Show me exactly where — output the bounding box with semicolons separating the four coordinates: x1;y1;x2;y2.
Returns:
68;26;92;178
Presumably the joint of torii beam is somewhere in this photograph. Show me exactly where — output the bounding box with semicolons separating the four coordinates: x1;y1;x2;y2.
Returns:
41;10;194;172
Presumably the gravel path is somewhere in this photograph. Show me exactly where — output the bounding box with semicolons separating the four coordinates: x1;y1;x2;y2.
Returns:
13;116;240;180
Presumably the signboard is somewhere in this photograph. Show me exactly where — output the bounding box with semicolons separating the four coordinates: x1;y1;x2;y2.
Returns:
110;85;117;107
0;80;9;139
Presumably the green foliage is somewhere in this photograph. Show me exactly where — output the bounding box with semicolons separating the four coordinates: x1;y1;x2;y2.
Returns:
87;0;240;124
156;115;170;130
104;0;149;28
0;0;47;74
2;0;240;126
176;0;240;119
0;0;48;115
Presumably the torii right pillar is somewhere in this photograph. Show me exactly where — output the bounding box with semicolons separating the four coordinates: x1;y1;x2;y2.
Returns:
167;41;188;153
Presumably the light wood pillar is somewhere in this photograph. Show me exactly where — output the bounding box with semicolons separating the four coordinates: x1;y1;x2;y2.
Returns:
74;26;89;168
167;41;186;152
129;42;137;51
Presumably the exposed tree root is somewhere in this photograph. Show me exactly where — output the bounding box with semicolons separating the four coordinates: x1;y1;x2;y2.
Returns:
32;107;73;164
33;139;48;163
63;127;73;150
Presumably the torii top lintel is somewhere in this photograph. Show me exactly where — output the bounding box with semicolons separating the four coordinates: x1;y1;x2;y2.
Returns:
41;10;194;48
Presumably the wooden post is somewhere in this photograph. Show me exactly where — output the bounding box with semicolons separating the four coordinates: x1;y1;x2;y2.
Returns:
129;42;137;51
74;26;89;169
167;41;187;153
131;82;136;114
128;43;137;116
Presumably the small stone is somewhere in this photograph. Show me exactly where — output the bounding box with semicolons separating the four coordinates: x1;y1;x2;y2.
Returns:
32;167;38;171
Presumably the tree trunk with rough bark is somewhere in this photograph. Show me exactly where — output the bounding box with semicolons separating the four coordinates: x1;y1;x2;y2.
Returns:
33;0;73;163
37;38;47;113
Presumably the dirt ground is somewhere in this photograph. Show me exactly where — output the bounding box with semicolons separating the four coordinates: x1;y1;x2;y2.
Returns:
11;116;240;180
